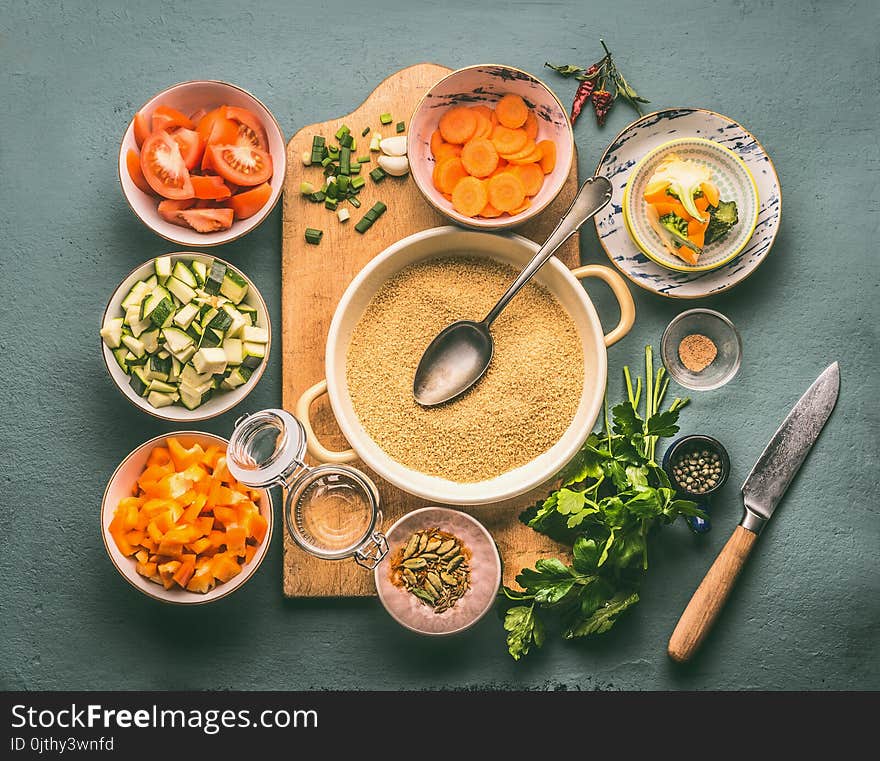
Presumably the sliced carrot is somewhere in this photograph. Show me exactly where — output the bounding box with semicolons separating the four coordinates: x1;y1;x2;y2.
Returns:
451;176;489;217
438;106;478;144
523;110;539;140
508;146;544;165
460;138;499;178
489;159;509;177
434;142;462;162
510;163;544;196
430;129;446;155
701;180;720;207
496;93;529;128
509;198;532;215
643;184;671;205
676;245;700;266
537;140;557;174
487;172;526;212
500;139;538;162
126;149;153;195
434;157;469;194
491;126;528;156
695;195;711;213
479;202;503;218
469;107;493;139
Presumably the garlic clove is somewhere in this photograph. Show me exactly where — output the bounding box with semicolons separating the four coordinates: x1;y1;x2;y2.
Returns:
377;154;410;176
379;135;407;156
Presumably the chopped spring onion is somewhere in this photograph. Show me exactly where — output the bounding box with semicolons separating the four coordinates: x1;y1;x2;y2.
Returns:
337;207;351;223
369;134;382;151
369;167;386;183
335;124;350;140
301;151;312;166
304;228;323;245
321;156;333;167
340;133;354;149
354;202;387;233
339;147;351;176
300;181;315;195
349;196;362;208
324;198;338;211
357;155;371;163
336;176;350;193
396;121;405;133
350;175;366;190
308;191;326;203
361;126;371;137
379;113;393;125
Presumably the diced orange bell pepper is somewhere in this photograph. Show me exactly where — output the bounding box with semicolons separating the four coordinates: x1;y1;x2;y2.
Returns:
194;515;213;536
136;561;158;578
202;444;224;469
154;510;177;534
167;437;207;472
125;529;145;546
244;545;257;564
146;520;164;544
146;446;172;467
182;496;205;525
188;537;213;555
225;527;247;556
158;560;181;589
208;530;226;550
213;506;238;527
186;566;215;593
172;554;197;587
135;549;149;564
212;456;233;484
182;463;210;483
162;525;199;545
140;536;157;553
157;539;185;559
248;513;269;545
110;528;135;557
211;553;242;583
158;472;195;500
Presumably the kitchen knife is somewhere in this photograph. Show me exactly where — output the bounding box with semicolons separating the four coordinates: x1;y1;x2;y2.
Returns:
667;362;840;663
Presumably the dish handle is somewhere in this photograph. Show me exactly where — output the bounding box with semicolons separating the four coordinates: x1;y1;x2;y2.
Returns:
295;380;358;464
570;265;635;347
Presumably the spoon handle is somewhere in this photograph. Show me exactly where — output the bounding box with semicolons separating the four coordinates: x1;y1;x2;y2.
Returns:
483;177;613;327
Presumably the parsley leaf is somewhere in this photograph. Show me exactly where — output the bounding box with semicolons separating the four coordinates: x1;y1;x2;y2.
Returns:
504;603;545;661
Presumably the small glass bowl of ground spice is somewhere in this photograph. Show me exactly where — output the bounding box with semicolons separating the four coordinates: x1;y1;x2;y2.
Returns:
660;308;742;390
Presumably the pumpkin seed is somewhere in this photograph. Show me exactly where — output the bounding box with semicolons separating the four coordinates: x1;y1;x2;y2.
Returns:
403;558;427;570
437;539;457;556
445;555;463;572
403;534;420;559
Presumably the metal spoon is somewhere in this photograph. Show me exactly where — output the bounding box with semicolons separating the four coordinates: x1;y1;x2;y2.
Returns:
413;176;613;407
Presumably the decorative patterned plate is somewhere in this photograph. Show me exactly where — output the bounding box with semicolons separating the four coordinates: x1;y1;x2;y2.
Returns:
623;138;759;272
594;108;781;298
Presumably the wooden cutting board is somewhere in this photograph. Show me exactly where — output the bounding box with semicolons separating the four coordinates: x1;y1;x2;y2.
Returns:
281;63;578;597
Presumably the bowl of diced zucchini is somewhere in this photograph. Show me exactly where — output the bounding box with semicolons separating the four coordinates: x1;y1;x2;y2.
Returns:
100;253;270;420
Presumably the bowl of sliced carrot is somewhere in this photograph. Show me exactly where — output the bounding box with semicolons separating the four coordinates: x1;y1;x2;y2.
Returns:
119;80;286;247
409;64;573;229
101;432;273;604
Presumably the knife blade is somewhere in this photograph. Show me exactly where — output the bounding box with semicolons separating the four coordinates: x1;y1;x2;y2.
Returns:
740;361;840;533
667;362;840;662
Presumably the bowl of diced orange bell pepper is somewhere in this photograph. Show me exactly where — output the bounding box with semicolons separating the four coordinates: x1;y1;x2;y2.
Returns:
101;431;272;603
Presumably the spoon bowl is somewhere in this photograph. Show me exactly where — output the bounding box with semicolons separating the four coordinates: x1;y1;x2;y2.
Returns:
413;177;612;407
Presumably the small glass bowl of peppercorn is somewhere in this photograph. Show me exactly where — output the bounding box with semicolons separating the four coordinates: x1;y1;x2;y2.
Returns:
662;435;730;533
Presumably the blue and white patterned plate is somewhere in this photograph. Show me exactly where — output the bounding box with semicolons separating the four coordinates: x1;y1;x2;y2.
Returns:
594;108;781;298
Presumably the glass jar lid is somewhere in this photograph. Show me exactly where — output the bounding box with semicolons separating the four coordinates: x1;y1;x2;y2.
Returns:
227;409;387;568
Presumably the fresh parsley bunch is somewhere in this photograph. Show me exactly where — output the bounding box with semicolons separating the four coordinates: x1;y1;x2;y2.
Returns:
502;347;705;660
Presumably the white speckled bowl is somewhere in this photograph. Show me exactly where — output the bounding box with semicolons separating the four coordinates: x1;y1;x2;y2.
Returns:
375;507;501;636
623;137;759;273
100;252;271;422
118;80;286;247
101;432;273;604
408;64;574;229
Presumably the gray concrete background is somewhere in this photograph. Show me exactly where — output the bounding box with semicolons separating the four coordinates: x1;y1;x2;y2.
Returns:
1;0;877;690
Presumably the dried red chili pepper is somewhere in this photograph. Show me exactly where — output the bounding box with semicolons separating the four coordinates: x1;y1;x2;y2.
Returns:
571;66;599;124
591;88;614;126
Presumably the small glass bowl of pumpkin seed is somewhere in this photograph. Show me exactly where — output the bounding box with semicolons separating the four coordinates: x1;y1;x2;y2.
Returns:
374;507;501;636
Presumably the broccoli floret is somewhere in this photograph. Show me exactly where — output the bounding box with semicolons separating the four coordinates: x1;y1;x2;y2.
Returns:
659;212;689;238
704;200;739;244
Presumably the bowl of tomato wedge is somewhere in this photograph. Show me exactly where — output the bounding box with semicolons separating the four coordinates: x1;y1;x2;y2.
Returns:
119;80;286;247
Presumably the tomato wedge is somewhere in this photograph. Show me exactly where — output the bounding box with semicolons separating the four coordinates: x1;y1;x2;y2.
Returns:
126;149;154;195
140;131;194;200
133;112;151;149
152;105;194;134
197;108;239;147
157;199;195;226
208;144;273;187
191;175;232;200
178;208;234;233
230;182;272;219
170;128;205;170
226;106;269;151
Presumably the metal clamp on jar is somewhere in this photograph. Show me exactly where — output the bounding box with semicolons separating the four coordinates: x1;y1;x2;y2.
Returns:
225;409;387;568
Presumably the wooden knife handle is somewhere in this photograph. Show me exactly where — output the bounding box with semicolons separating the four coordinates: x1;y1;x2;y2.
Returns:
667;525;758;663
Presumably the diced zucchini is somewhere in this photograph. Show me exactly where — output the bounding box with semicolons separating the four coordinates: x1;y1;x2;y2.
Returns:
199;328;224;348
193;347;228;375
100;317;124;349
204;260;227;295
222;365;254;390
219;269;249;304
147;379;177;394
191;260;207;286
241;341;266;369
143;274;158;289
242;325;269;344
166;276;196;305
141;286;171;319
207;308;233;333
111;347;129;372
173;302;199;329
140;329;160;355
200;306;219;326
147;354;171;381
222;304;248;338
178;382;213;410
148;390;178;409
168;356;182;383
180;363;214;388
185;322;204;342
222;338;243;366
237;303;259;325
154;256;172;284
129;366;151;397
121;280;152;310
121;334;145;358
124;306;152;338
172;261;198;288
172;344;196;364
161;327;193;354
157;349;170;359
